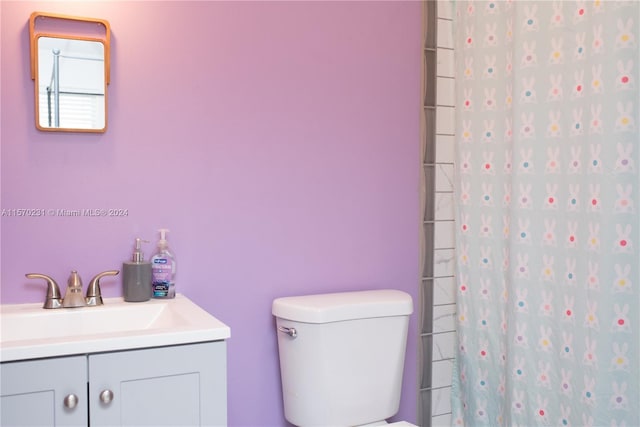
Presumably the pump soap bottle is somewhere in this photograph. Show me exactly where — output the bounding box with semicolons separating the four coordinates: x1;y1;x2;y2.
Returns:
151;228;176;299
122;238;152;302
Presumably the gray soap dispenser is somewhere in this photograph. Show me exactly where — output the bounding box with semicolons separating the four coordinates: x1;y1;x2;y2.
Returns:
122;238;152;302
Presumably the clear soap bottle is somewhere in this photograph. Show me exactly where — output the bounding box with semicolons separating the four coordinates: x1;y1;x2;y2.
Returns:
151;229;176;299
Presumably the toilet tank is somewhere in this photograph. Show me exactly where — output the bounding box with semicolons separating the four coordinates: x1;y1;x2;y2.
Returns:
272;290;413;427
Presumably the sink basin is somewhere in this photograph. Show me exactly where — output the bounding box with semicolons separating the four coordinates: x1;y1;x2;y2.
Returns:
0;294;230;362
1;303;170;342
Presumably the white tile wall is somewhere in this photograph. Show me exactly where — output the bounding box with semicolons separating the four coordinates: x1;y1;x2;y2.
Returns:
432;304;456;333
435;164;454;192
433;331;457;360
436;77;455;106
431;359;454;388
437;1;453;20
434;192;454;220
435;134;455;163
433;249;455;277
433;276;456;305
432;413;452;427
431;386;452;416
434;221;455;249
436;48;454;77
436;19;454;49
430;1;455;424
435;106;455;134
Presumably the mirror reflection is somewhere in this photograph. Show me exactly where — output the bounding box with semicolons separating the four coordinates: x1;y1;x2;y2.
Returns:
36;36;106;131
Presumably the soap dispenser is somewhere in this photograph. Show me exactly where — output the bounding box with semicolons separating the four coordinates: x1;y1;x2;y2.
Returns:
122;238;152;302
151;228;176;299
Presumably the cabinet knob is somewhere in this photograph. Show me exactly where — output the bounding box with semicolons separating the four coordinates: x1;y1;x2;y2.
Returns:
63;393;79;409
99;389;114;405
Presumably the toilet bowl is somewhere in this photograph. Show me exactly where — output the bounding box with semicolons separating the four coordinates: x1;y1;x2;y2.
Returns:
272;289;416;427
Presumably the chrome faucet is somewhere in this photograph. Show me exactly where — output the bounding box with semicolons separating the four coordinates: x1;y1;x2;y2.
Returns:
25;273;63;309
26;269;120;309
86;270;119;306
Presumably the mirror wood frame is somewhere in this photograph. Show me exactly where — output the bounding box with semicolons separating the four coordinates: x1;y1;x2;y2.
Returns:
29;12;111;133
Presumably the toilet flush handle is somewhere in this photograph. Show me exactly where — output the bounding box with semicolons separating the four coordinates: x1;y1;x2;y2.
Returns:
277;325;297;338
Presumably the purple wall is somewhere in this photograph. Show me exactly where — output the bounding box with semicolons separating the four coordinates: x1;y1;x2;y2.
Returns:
1;2;421;425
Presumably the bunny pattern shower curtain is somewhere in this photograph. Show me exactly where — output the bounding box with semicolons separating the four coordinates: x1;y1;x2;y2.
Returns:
451;1;639;426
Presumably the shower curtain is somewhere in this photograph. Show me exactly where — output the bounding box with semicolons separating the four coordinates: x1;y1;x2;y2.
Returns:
451;1;638;426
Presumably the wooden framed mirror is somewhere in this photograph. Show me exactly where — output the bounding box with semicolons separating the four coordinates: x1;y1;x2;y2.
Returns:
29;12;111;133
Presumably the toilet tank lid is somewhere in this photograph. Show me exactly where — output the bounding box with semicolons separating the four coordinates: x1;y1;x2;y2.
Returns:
272;289;413;323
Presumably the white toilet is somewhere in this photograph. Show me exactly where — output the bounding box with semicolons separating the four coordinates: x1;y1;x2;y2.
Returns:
272;289;417;427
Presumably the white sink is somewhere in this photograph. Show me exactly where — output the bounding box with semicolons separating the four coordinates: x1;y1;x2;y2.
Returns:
0;294;230;362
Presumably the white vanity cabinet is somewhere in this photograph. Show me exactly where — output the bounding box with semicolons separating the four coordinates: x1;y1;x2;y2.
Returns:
1;341;227;426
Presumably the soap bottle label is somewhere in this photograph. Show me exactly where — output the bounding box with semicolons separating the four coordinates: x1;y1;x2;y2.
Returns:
152;258;173;297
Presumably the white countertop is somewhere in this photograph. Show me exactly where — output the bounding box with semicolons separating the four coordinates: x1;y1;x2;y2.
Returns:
0;294;230;362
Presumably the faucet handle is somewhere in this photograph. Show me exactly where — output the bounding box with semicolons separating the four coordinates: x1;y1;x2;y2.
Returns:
86;270;120;306
25;273;63;309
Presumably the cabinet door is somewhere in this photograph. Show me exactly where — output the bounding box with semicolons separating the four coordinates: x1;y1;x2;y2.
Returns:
1;356;87;427
89;341;227;426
